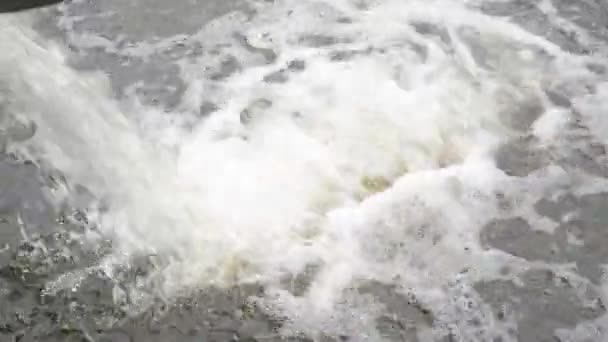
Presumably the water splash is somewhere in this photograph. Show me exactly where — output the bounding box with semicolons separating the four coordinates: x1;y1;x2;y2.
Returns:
1;0;607;340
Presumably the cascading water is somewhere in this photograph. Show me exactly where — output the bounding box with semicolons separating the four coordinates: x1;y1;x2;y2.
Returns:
1;0;608;341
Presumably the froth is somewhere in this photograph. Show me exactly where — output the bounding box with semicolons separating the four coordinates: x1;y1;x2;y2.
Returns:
2;0;607;340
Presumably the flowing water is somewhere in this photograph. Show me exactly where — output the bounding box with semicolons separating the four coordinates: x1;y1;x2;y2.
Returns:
0;0;608;341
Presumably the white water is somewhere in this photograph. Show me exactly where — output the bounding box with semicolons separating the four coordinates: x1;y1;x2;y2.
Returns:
1;0;608;340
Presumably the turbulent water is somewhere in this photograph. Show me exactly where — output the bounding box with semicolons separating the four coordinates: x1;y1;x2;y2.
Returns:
0;0;608;341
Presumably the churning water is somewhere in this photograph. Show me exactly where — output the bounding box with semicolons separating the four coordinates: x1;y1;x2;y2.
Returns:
1;0;608;340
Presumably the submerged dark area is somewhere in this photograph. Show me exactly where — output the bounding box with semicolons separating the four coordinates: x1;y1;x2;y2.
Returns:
0;0;62;13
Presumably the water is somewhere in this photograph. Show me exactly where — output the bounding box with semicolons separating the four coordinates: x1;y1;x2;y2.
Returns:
0;0;608;341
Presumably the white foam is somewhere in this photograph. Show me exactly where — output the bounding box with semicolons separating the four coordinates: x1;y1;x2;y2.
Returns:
1;0;607;339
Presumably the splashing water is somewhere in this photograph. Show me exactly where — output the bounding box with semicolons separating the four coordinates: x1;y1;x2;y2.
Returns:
1;0;608;340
